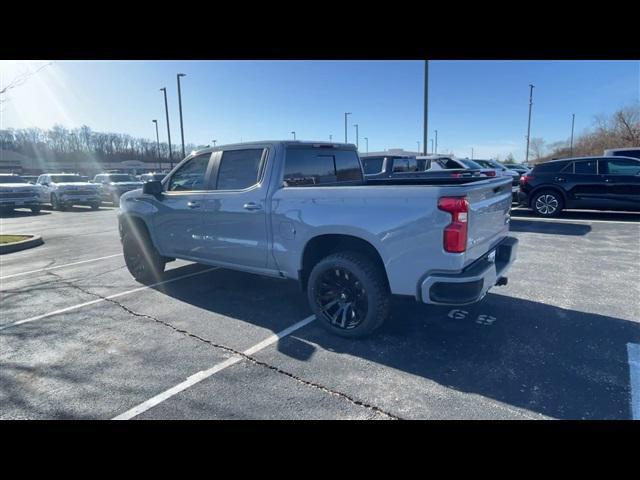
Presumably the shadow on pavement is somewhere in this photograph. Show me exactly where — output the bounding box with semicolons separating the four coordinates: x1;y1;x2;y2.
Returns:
0;209;51;218
509;218;591;236
148;264;640;420
511;208;640;223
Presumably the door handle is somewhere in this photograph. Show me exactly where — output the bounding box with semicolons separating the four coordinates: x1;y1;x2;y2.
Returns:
187;201;201;209
243;202;262;211
554;177;566;182
604;178;613;183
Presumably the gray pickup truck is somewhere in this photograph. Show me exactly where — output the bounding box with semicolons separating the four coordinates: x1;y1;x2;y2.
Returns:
118;141;517;337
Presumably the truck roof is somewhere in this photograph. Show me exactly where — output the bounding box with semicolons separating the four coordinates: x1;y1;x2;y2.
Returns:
189;140;358;158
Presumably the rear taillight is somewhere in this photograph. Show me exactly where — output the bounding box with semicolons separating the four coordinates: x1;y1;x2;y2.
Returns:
438;196;469;253
520;174;534;185
485;170;497;177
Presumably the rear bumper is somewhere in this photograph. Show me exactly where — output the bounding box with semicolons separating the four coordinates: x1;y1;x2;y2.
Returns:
419;236;518;305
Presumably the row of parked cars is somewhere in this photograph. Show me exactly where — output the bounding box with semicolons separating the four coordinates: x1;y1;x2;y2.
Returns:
0;172;167;213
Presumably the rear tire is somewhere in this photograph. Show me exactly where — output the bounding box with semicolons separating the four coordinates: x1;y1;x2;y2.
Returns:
30;206;41;214
531;189;563;217
122;226;165;284
90;203;100;210
307;251;390;338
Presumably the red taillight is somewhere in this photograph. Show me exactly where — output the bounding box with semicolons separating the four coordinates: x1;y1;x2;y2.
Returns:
438;196;469;253
451;172;462;178
520;174;534;185
485;170;497;177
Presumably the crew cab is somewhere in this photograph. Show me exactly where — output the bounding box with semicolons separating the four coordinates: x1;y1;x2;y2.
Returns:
118;141;517;338
36;174;101;211
519;156;640;216
93;173;144;205
0;174;43;213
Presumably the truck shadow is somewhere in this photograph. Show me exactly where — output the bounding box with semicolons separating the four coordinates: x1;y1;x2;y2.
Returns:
152;264;640;420
511;208;640;223
508;218;591;236
0;209;51;218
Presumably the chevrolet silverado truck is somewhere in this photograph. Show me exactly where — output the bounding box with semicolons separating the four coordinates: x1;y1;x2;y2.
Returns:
0;174;43;213
36;173;101;210
93;173;144;206
118;141;517;338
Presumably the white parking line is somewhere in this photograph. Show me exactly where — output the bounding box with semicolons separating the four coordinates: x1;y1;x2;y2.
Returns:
0;267;219;332
112;314;316;420
628;343;640;420
0;253;123;280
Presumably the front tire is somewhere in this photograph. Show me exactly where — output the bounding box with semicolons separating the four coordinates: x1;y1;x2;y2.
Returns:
31;206;41;214
122;227;166;284
531;189;563;217
307;251;390;338
90;203;100;210
51;194;66;211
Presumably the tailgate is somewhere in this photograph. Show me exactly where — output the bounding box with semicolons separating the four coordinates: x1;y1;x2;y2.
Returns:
460;177;512;267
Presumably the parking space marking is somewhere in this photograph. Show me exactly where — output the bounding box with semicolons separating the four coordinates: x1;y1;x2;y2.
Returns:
628;343;640;420
112;314;316;420
0;267;219;332
0;253;123;280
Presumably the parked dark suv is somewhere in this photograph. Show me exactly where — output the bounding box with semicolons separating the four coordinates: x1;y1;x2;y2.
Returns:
518;156;640;216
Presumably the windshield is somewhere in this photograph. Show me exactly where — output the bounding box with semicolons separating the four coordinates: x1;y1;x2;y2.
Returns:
0;175;27;183
51;175;84;183
107;174;137;182
459;159;483;169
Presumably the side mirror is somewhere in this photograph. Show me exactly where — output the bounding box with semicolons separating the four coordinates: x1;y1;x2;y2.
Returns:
143;180;163;197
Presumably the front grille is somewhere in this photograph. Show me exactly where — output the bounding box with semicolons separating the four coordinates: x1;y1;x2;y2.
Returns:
0;192;36;199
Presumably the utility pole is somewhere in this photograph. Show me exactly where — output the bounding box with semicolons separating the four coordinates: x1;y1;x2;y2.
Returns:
525;84;535;164
344;112;351;143
570;113;575;156
152;120;160;170
160;87;173;169
329;134;332;142
423;60;429;155
353;124;359;149
364;137;368;154
177;73;186;159
434;130;438;154
430;139;434;154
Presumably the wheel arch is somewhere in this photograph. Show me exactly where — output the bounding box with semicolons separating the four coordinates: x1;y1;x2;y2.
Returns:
299;234;388;292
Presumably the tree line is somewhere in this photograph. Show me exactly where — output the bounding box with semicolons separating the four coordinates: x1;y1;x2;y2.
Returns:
530;103;639;164
0;125;207;165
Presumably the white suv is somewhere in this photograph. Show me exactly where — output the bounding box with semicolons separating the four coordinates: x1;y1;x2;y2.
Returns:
37;174;101;211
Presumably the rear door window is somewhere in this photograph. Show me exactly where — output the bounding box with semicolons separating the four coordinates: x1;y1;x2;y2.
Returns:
362;157;384;174
392;158;420;173
215;149;265;190
283;147;363;186
573;160;598;174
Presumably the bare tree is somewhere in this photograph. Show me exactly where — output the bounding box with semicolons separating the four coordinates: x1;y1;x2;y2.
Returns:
0;62;53;104
529;137;545;160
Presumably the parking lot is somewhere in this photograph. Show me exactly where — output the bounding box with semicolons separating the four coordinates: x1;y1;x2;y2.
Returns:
1;204;639;420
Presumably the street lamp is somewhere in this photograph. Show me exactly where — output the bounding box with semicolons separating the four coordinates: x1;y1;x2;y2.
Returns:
417;141;420;155
344;112;351;143
471;147;474;159
160;87;173;169
291;131;296;140
570;113;575;156
329;134;333;142
177;73;187;160
364;137;368;154
152;120;161;170
424;60;429;156
353;124;359;149
212;140;217;147
434;129;438;154
525;84;535;164
430;139;434;154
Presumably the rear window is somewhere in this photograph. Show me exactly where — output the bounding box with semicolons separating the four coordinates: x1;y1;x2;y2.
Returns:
459;159;483;169
362;157;384;175
283;148;363;186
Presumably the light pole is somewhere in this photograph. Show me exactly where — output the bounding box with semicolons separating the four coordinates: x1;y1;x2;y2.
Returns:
291;131;296;140
152;120;161;170
423;60;429;155
353;124;359;149
212;139;217;147
570;113;575;156
364;137;368;154
417;141;420;155
329;134;333;142
471;147;474;160
430;139;434;154
160;87;173;169
525;84;535;164
177;73;186;160
434;129;438;154
344;112;351;143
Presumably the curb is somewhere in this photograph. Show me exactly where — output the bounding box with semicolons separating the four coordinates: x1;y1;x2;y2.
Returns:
0;235;44;254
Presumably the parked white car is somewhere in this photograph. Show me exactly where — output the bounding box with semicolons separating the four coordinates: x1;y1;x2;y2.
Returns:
36;173;101;210
0;174;43;213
